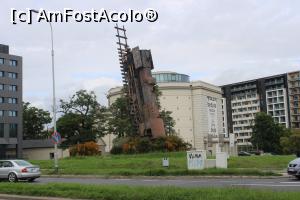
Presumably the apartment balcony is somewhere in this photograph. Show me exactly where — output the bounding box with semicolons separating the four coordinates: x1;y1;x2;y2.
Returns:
265;79;284;86
233;128;252;133
289;85;300;89
231;85;257;93
233;124;251;128
288;77;300;82
236;135;251;139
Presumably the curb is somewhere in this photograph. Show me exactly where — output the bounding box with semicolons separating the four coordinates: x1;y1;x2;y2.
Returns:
0;194;86;200
41;174;289;180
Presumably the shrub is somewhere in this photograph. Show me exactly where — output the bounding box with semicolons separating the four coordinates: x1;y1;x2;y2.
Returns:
110;135;191;154
136;137;152;153
152;137;166;151
69;141;100;156
110;145;123;154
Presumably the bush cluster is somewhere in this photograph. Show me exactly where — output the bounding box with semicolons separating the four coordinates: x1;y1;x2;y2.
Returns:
69;141;100;156
110;136;192;154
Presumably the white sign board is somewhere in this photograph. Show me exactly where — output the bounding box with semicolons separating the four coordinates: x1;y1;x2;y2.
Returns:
216;152;228;168
207;96;218;136
187;150;206;170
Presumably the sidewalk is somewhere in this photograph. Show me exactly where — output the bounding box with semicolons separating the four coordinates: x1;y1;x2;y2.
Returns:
0;194;86;200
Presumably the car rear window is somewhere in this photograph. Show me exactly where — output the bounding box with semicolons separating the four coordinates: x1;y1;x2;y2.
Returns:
14;160;32;166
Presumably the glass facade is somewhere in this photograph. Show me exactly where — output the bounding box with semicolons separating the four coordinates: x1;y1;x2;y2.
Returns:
152;72;190;83
0;123;3;137
9;124;17;138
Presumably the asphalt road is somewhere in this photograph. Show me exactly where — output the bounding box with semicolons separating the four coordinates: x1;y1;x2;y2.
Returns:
32;177;300;191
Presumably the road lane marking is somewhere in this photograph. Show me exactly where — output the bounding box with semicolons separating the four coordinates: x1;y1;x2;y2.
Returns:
280;182;300;184
233;184;300;187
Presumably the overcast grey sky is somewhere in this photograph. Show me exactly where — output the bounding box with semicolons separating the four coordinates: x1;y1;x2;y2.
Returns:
1;0;299;111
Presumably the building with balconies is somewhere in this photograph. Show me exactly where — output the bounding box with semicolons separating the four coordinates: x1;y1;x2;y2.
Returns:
288;71;300;129
221;73;291;151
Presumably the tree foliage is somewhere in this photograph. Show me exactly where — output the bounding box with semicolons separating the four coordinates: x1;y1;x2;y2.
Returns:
107;92;176;138
57;90;107;146
23;102;52;139
107;96;135;137
160;109;176;136
250;112;286;154
280;129;300;155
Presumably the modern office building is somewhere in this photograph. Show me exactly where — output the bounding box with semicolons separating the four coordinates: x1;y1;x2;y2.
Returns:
105;71;232;154
221;71;299;151
0;44;23;158
287;71;300;129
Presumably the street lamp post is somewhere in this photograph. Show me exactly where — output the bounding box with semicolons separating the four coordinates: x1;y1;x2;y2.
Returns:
31;9;58;173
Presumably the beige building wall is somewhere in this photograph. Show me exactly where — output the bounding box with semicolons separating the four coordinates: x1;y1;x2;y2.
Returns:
7;148;70;160
104;79;225;152
190;81;224;150
158;82;194;144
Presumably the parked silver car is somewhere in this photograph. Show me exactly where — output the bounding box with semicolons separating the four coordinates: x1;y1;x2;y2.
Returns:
287;158;300;179
0;160;40;182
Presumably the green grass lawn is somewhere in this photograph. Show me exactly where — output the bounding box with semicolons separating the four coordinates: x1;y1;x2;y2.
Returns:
30;152;295;176
229;154;295;169
0;183;299;200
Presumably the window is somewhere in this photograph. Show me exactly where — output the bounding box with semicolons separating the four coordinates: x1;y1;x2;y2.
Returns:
0;97;3;103
2;161;13;168
8;72;17;79
9;60;17;67
0;84;3;90
8;98;17;104
14;160;31;167
0;71;3;77
9;124;17;137
0;110;3;116
0;123;4;137
8;85;17;91
171;74;176;81
0;58;4;65
8;111;17;117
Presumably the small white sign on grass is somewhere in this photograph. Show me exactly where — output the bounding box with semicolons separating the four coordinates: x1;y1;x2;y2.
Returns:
187;150;206;170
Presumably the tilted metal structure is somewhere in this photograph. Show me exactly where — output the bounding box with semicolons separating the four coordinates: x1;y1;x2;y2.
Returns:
115;24;165;138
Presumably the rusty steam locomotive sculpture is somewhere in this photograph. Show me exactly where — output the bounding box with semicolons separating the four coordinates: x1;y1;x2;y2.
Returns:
115;24;165;138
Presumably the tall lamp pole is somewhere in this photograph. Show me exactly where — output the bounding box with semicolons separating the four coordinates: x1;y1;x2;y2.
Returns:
31;9;58;173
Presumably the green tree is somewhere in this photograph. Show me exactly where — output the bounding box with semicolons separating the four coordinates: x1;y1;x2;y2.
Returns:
107;96;135;137
280;129;300;155
251;112;285;154
57;90;107;146
160;109;176;136
107;86;176;138
153;84;162;110
23;102;52;139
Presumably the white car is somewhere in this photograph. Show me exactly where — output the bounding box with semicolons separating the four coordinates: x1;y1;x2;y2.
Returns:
0;160;41;182
287;158;300;180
